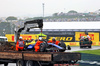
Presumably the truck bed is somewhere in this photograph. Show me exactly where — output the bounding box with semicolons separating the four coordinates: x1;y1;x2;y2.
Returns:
0;51;81;62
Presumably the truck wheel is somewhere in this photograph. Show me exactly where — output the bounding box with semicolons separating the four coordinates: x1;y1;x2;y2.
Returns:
26;60;33;66
16;60;25;66
26;61;40;66
42;64;53;66
34;61;40;66
4;63;8;66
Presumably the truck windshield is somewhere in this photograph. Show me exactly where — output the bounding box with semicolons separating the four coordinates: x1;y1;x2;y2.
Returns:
0;38;7;41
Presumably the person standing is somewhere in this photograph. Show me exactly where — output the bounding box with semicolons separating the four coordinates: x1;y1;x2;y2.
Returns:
16;36;25;51
48;37;60;45
34;37;43;52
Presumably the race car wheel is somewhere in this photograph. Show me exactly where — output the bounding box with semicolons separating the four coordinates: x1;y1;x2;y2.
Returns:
40;43;46;52
58;42;66;52
67;45;71;50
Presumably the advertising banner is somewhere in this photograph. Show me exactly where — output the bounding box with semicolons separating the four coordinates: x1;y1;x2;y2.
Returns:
64;42;79;46
75;32;99;42
65;42;100;46
92;42;100;46
47;35;75;42
5;34;36;42
5;33;100;46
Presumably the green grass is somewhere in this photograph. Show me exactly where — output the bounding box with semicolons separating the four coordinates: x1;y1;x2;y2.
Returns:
74;49;100;55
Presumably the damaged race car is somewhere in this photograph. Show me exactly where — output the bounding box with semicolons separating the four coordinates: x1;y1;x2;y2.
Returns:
25;39;67;52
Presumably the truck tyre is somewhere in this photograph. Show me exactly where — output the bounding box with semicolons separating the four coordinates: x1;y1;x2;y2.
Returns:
16;60;25;66
4;63;8;66
26;60;33;66
26;61;40;66
34;61;40;66
58;42;66;52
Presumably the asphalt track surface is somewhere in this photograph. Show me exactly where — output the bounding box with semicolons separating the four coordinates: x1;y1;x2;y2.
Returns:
0;46;100;66
65;46;100;52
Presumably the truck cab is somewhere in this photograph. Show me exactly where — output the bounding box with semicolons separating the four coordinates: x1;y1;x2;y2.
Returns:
0;36;8;42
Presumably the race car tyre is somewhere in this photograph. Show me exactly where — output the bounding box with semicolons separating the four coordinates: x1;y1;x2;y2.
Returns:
58;42;66;52
40;43;46;52
67;45;71;50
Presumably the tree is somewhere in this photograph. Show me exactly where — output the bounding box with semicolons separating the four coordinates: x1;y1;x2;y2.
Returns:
53;13;58;16
25;18;34;21
33;17;43;19
6;16;17;22
68;10;78;13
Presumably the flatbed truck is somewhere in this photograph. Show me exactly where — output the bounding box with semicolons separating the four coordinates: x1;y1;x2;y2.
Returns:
0;19;81;66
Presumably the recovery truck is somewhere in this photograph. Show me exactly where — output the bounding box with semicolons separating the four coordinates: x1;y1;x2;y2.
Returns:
0;19;81;66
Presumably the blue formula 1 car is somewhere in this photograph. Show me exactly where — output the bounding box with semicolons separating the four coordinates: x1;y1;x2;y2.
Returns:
25;40;67;52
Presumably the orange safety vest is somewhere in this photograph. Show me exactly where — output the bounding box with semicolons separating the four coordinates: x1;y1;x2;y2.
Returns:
16;40;24;51
34;40;43;52
48;40;60;45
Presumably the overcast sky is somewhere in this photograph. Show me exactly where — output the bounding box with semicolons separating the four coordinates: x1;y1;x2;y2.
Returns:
0;0;100;17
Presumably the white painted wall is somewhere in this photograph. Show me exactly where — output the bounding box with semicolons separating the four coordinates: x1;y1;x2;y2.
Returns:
43;22;100;29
